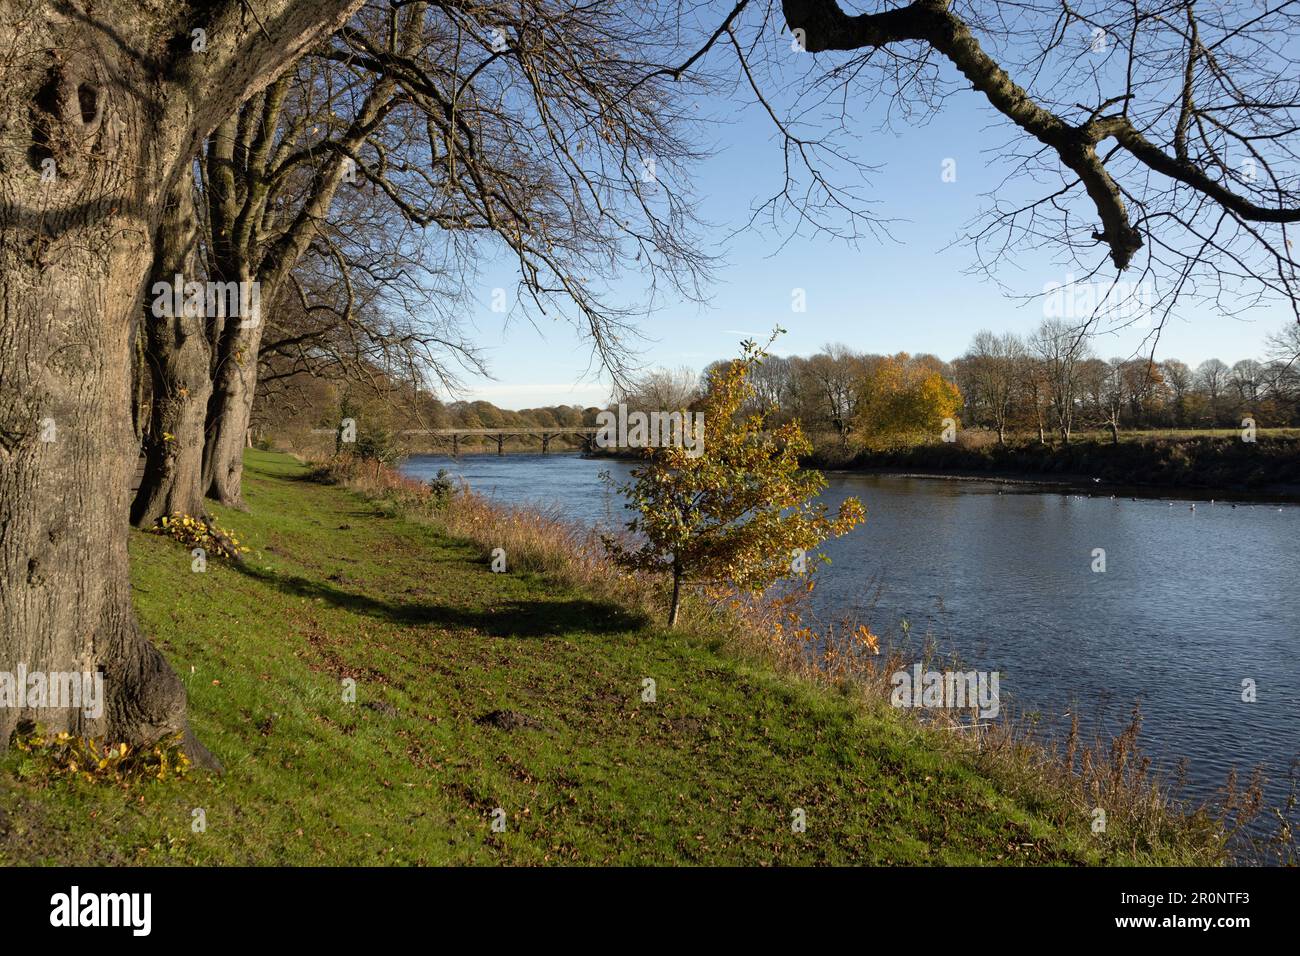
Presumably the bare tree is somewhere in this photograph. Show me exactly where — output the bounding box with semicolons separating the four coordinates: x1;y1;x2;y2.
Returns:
802;344;865;444
749;353;796;417
132;0;713;514
962;330;1025;443
1230;358;1264;408
1077;357;1123;443
616;366;700;411
1119;357;1162;425
252;242;486;425
1161;358;1193;427
1031;319;1091;443
1267;322;1300;372
1195;358;1230;425
654;2;1300;343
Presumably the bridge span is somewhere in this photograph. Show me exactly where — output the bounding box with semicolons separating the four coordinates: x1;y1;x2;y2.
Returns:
402;427;599;456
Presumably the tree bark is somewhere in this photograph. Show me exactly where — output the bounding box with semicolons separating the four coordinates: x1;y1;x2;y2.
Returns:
0;0;361;761
201;277;264;508
0;11;200;756
132;172;212;526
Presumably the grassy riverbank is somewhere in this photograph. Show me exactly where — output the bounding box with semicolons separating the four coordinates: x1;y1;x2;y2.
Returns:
0;451;1230;865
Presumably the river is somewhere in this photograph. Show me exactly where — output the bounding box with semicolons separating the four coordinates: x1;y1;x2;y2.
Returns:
403;451;1299;833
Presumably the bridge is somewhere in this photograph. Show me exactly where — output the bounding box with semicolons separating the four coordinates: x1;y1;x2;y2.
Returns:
401;427;599;455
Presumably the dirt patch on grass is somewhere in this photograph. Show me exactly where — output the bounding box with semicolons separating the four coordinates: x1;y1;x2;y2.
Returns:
475;709;543;731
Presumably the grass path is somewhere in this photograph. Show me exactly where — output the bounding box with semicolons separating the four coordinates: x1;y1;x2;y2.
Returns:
0;451;1201;865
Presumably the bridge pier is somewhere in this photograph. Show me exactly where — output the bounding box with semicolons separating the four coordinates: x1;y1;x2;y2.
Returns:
494;434;505;456
452;434;459;457
541;433;551;454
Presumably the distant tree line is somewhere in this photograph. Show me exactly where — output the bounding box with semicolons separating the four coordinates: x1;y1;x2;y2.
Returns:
953;320;1300;444
261;316;1300;458
616;320;1300;454
613;348;962;451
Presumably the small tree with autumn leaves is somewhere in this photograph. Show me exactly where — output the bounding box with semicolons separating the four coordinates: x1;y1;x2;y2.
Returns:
854;354;963;449
603;336;865;628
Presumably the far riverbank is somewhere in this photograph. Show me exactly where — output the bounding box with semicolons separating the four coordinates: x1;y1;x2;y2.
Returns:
583;434;1300;502
805;435;1300;502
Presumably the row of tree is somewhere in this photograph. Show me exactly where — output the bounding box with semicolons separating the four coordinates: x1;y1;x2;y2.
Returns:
132;0;707;529
953;321;1300;443
616;319;1300;451
616;347;961;449
1;0;714;760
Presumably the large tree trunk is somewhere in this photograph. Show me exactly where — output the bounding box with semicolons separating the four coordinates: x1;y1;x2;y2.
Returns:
132;172;212;527
0;0;360;761
199;112;261;510
0;14;201;757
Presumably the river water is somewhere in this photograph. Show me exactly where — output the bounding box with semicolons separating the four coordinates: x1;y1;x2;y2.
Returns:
403;451;1299;828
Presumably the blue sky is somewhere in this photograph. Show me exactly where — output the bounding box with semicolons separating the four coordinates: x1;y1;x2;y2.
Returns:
452;65;1291;410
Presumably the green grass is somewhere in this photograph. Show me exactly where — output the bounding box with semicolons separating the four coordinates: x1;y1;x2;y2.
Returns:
0;451;1216;865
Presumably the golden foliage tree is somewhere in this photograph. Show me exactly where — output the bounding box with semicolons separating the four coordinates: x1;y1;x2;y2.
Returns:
603;335;865;627
854;354;963;447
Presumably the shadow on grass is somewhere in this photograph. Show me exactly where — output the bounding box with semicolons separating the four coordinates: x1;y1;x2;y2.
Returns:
279;467;332;484
233;562;648;638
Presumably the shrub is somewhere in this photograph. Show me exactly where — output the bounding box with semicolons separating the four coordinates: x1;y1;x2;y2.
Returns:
427;468;456;508
603;335;864;627
353;425;405;472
